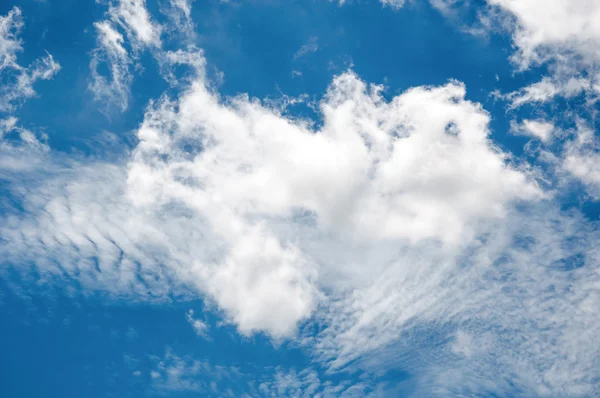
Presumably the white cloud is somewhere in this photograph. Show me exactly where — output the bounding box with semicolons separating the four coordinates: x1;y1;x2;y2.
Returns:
563;125;600;198
2;60;543;339
150;348;208;393
311;204;600;396
186;309;209;338
293;36;318;60
0;7;23;71
0;7;60;112
89;21;132;112
89;0;162;111
503;75;593;108
2;46;599;396
252;368;385;397
486;0;600;69
475;1;600;107
375;0;600;76
379;0;406;10
147;347;386;396
109;0;162;48
511;119;554;142
0;116;47;154
160;0;196;41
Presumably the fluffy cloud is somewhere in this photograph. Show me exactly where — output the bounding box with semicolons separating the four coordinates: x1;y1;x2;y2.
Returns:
3;58;578;396
475;0;600;111
478;0;600;201
2;52;544;339
486;0;600;69
375;1;600;107
377;0;600;72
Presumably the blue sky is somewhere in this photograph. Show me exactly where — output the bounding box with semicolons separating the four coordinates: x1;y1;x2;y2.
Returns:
1;0;600;397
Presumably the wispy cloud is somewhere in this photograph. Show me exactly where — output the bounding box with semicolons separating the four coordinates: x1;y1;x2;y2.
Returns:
160;0;197;42
109;0;162;49
89;0;162;112
0;7;60;113
293;36;318;60
147;347;388;396
89;21;132;112
186;309;209;338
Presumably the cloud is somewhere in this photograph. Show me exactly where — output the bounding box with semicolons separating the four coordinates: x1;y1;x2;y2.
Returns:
89;0;162;111
2;30;599;397
379;0;407;10
510;119;554;143
251;367;385;397
374;0;600;75
371;1;600;107
0;116;48;151
109;0;162;48
186;309;209;338
293;36;318;60
0;7;60;113
470;0;600;109
0;7;23;71
2;53;543;337
502;75;593;108
89;21;132;112
146;347;387;397
562;124;600;198
311;203;600;396
160;0;197;41
486;0;600;70
468;1;600;201
149;348;216;394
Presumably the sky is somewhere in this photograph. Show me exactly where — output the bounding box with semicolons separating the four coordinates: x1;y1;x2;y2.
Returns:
1;0;600;397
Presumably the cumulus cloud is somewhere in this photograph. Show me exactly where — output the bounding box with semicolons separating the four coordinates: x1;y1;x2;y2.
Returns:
473;0;600;201
2;51;544;337
376;0;600;75
486;0;600;69
0;7;60;113
473;0;600;109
